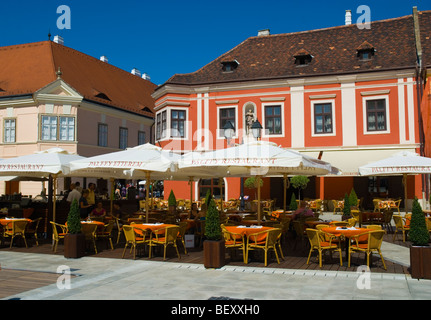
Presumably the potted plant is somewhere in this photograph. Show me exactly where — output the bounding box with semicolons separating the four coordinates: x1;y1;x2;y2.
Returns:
203;198;225;269
290;175;309;207
342;193;351;221
64;199;86;259
349;188;358;209
289;193;298;211
168;190;177;214
409;198;431;279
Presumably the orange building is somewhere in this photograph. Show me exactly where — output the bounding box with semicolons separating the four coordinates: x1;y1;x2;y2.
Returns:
153;9;431;211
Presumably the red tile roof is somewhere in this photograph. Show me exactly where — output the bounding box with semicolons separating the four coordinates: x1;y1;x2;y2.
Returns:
160;11;431;87
0;41;156;118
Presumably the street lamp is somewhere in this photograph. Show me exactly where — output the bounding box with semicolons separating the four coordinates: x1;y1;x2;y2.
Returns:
251;120;263;140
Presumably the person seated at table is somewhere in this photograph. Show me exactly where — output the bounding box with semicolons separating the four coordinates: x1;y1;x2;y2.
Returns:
188;203;200;221
79;189;92;220
110;201;131;223
90;201;106;218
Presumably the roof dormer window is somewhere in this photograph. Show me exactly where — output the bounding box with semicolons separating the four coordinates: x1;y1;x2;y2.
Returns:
294;49;313;66
357;41;375;60
221;56;239;72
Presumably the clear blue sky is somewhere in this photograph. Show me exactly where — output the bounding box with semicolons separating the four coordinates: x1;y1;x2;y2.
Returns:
1;0;429;85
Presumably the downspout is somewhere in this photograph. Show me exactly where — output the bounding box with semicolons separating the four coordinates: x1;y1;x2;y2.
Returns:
412;7;428;204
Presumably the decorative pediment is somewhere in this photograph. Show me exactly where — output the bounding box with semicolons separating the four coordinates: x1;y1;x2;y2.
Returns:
34;78;83;104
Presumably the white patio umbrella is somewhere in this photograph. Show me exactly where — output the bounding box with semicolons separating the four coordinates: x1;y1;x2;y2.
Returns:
178;141;339;222
69;143;185;221
0;148;85;222
359;151;431;212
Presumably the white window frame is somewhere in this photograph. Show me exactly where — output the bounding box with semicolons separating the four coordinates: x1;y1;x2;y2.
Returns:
98;123;108;147
119;127;128;149
40;115;58;141
310;99;336;137
3;118;16;143
155;107;188;141
138;131;146;145
362;95;390;135
216;105;238;139
59;116;75;141
261;102;285;138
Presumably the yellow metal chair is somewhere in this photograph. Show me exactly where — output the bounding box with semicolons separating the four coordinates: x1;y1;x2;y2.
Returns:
245;228;282;267
221;225;246;263
373;199;382;212
96;220;115;250
4;220;29;249
366;225;382;230
348;230;387;270
177;221;188;255
332;200;343;214
393;215;410;242
331;221;349;227
306;228;342;268
50;221;67;253
149;225;181;260
81;223;98;254
25;217;43;246
122;225;150;260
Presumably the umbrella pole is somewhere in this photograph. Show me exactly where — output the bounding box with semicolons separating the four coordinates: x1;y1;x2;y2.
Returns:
109;178;114;215
218;178;223;214
257;175;262;225
146;171;150;223
403;173;408;214
53;174;57;223
283;174;288;213
189;177;194;210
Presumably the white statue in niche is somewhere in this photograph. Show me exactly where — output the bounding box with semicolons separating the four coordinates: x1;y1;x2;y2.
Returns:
245;109;255;135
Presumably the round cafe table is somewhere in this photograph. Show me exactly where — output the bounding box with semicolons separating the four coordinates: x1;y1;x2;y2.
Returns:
322;226;369;254
322;226;368;238
132;223;177;236
225;225;274;242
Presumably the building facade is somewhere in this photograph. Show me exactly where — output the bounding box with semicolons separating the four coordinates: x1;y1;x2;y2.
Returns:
153;9;431;210
0;38;156;196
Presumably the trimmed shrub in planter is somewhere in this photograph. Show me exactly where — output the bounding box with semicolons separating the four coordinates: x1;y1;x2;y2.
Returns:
203;198;225;269
409;198;431;279
64;199;85;259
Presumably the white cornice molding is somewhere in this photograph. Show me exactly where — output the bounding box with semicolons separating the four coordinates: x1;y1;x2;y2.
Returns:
154;101;191;111
0;97;35;107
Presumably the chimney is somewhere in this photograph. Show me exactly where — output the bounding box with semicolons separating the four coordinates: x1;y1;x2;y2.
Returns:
257;29;270;36
53;35;64;45
100;56;109;63
142;73;151;81
131;68;141;77
345;10;352;25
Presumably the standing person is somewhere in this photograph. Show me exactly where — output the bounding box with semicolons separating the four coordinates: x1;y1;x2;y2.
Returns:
67;183;81;204
75;181;83;193
87;182;96;211
79;189;92;219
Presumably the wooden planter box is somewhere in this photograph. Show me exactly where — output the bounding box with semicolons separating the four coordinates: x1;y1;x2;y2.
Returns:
410;245;431;280
203;240;226;269
64;233;86;259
